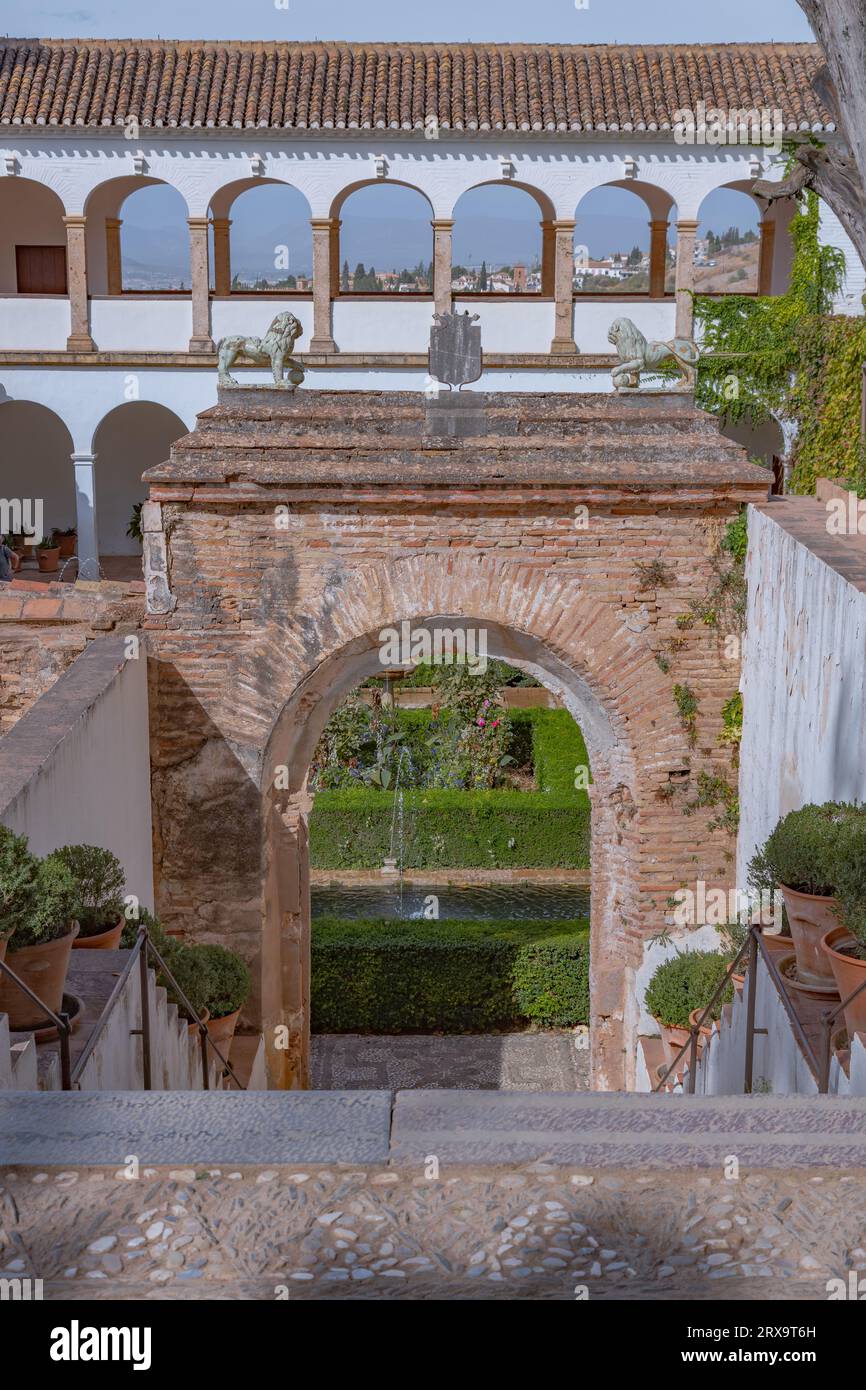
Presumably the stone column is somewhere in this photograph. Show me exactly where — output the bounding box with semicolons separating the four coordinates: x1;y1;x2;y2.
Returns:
758;217;776;295
540;220;556;296
648;220;669;298
187;217;215;353
431;218;454;315
550;218;578;354
63;215;96;351
105;217;123;296
72;452;100;580
212;216;232;296
674;218;699;338
309;217;338;353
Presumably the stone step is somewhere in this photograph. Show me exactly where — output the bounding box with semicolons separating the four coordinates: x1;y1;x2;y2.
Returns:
3;1091;866;1168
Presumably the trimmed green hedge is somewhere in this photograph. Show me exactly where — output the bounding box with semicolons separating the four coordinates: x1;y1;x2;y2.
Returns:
312;916;589;1032
309;708;591;869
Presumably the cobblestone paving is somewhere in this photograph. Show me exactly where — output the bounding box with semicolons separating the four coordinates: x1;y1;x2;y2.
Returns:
2;1165;865;1300
311;1032;589;1090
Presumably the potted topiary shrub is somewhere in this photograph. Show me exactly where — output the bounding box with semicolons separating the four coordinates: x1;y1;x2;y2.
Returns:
196;943;251;1049
0;830;78;1030
159;942;214;1031
646;949;735;1068
821;810;866;1038
36;536;61;573
748;804;851;988
50;844;126;949
52;527;77;558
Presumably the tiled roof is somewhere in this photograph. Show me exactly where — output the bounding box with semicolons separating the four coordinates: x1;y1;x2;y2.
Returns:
0;39;833;133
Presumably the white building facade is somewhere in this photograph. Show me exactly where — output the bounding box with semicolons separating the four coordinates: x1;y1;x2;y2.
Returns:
0;38;863;573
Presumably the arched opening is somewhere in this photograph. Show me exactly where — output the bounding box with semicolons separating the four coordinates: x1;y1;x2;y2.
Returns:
334;182;434;295
694;185;765;295
92;402;188;557
0;177;67;295
451;183;553;294
84;178;190;294
0;400;75;568
255;607;640;1094
574;183;677;297
208;180;313;294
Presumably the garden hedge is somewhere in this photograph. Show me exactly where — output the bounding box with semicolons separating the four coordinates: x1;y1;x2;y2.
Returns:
311;916;590;1032
309;708;591;869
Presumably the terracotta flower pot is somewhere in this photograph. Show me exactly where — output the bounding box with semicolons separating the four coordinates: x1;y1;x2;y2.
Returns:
0;924;79;1030
0;934;8;967
55;534;77;558
779;884;841;987
821;926;866;1041
72;916;124;950
36;547;61;573
187;1007;210;1034
656;1019;690;1069
206;1007;241;1051
688;1008;714;1043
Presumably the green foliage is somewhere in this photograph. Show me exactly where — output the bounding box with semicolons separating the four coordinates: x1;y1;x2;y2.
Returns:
673;683;699;744
309;708;592;867
720;692;743;754
0;827;40;941
787;315;866;494
311;917;589;1032
48;844;126;936
120;906;172;954
127;503;143;542
749;802;865;898
193;943;251;1019
0;829;78;949
309;787;591;869
634;558;674;588
645;949;734;1029
694;191;845;429
722;509;749;564
832;813;866;951
161;943;213;1021
683;771;740;836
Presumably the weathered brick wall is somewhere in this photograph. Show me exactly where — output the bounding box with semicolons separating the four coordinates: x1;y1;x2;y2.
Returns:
144;389;769;1090
0;580;145;734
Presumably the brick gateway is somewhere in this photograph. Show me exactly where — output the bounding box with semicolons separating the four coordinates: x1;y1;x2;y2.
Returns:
143;389;768;1091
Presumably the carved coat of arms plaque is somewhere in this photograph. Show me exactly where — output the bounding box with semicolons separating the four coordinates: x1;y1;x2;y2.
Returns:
428;311;482;389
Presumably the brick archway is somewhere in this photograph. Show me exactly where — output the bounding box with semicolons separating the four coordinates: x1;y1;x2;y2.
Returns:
253;550;679;1093
145;387;769;1094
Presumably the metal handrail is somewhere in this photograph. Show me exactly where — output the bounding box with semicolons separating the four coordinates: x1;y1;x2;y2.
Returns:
653;923;866;1095
0;954;72;1089
135;926;246;1091
653;931;751;1094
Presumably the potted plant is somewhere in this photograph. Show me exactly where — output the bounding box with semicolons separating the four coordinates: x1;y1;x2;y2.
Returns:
0;829;78;1030
52;527;77;558
821;810;866;1037
127;503;143;545
748;804;850;987
197;943;251;1049
646;949;734;1067
159;942;214;1031
36;536;61;573
49;844;126;949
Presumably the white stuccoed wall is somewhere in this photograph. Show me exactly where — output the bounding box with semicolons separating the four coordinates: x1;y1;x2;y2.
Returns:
737;505;866;887
0;638;154;911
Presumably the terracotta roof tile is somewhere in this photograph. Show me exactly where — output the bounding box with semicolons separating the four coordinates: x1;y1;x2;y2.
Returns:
0;39;833;133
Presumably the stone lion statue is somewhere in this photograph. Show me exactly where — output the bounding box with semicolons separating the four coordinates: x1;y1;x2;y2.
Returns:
608;317;699;392
217;311;305;389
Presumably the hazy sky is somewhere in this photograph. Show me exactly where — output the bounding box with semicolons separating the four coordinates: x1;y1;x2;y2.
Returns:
0;0;814;44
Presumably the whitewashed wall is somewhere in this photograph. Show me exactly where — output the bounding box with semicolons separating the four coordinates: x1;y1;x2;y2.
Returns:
0;637;154;911
738;505;866;886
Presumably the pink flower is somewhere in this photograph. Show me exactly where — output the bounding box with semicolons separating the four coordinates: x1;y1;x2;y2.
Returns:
491;719;500;728
477;718;486;727
483;698;491;707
